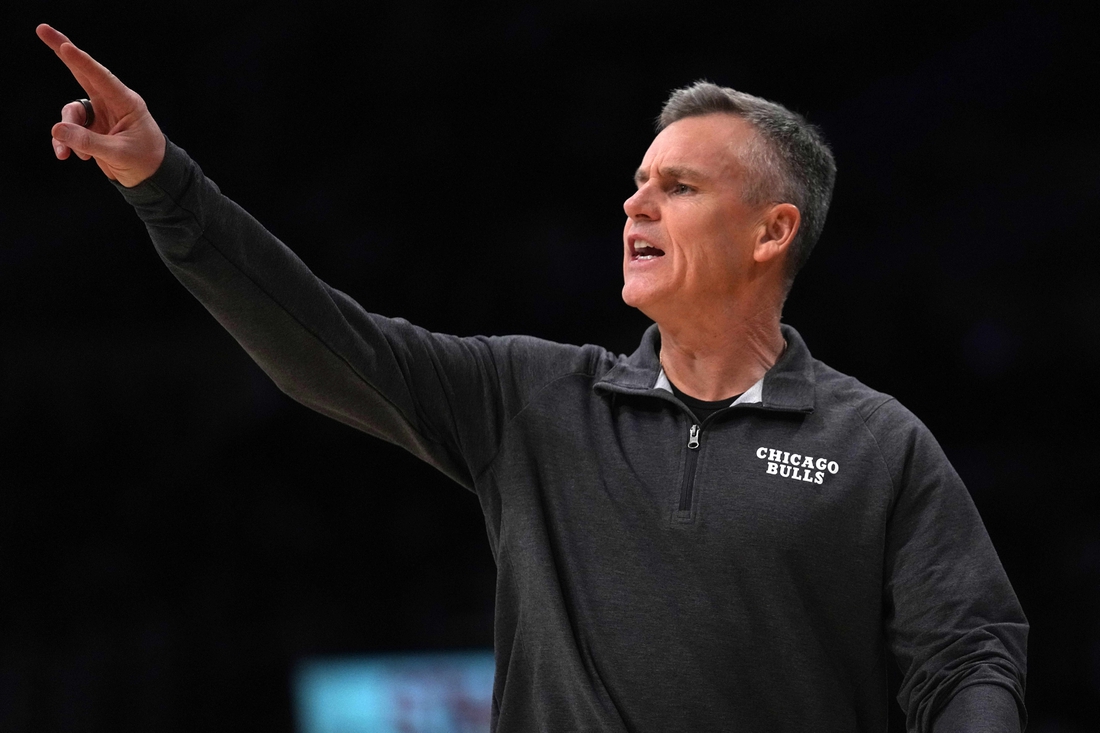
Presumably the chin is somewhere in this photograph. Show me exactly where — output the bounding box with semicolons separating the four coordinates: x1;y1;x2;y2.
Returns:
621;282;661;317
621;282;645;309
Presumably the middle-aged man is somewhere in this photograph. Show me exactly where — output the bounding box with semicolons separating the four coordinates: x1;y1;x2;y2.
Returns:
39;23;1027;733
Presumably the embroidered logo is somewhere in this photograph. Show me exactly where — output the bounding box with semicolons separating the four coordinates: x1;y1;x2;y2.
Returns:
755;446;839;485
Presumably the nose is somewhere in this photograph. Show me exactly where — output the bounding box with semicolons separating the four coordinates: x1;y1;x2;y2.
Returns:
623;184;656;221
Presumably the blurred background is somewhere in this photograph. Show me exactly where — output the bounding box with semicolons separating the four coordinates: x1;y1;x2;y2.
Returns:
4;1;1098;730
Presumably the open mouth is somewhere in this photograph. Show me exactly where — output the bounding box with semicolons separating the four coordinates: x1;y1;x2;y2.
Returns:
631;241;666;260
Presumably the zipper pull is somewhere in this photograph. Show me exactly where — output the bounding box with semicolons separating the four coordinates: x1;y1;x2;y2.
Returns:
688;424;701;450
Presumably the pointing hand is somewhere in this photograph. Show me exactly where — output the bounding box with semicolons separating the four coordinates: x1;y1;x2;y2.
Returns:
37;24;166;187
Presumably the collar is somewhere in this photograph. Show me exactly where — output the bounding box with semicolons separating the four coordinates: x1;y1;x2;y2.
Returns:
594;323;815;413
653;369;764;407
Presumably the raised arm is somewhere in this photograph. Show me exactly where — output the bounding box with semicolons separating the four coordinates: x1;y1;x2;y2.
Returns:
37;23;165;187
35;24;550;492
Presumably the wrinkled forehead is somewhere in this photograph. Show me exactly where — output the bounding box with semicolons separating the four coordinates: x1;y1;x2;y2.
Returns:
640;113;758;178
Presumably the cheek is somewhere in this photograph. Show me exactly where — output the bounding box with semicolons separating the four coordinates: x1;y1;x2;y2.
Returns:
687;230;743;280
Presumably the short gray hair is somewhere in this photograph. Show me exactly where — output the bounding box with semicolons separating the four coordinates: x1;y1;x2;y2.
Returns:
659;81;836;285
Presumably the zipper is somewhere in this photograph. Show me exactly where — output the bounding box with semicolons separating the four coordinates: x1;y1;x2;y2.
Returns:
678;423;702;512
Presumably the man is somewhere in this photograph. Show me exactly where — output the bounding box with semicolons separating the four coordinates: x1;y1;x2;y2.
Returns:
39;23;1027;732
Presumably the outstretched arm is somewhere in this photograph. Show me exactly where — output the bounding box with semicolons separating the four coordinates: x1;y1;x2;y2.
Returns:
37;23;165;187
37;24;525;489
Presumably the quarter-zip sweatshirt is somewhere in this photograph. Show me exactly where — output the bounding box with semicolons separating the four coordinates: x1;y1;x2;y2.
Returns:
117;140;1028;732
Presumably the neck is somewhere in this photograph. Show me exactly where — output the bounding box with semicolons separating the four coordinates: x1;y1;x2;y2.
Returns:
656;299;785;401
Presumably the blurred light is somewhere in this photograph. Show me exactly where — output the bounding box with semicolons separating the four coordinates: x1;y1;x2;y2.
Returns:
295;650;494;733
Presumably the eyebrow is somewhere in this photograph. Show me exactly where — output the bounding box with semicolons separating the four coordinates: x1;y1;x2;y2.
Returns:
633;165;709;187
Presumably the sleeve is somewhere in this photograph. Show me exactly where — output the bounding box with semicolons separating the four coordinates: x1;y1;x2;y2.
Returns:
867;400;1028;733
115;139;517;490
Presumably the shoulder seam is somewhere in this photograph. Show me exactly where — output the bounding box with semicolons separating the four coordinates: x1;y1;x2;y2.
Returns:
472;369;600;482
855;395;902;501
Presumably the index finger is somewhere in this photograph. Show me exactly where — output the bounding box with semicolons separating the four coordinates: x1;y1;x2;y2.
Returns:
36;23;75;54
36;24;132;106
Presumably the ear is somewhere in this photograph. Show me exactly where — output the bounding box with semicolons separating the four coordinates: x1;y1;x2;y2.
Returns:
753;203;800;264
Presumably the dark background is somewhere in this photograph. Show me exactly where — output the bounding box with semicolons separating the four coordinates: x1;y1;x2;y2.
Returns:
4;1;1098;730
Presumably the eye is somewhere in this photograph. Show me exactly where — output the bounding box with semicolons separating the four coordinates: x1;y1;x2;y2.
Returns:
670;183;693;195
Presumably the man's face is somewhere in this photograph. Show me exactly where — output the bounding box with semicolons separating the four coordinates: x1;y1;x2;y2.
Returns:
622;113;767;322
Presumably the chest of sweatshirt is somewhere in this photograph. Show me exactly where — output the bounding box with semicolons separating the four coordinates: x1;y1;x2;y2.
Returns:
475;368;896;638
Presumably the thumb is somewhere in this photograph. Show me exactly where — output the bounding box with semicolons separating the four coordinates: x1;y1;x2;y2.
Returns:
52;121;106;159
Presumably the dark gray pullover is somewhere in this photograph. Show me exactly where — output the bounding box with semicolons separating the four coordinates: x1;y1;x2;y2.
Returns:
118;140;1028;732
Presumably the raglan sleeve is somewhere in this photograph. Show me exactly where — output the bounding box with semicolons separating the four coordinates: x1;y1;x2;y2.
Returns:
114;139;510;490
867;399;1028;733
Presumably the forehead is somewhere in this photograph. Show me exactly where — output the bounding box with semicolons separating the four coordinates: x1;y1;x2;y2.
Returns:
639;113;756;178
